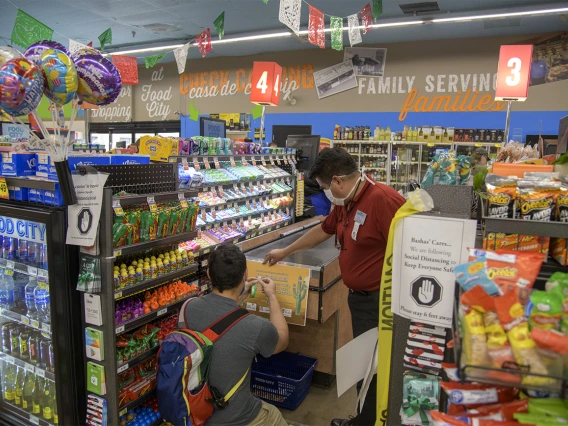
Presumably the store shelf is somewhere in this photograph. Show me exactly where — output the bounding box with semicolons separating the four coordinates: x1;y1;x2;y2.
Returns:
364;167;387;171
0;308;51;334
484;217;568;239
114;263;199;300
170;155;293;168
0;353;55;381
359;153;388;158
119;389;156;417
113;190;199;208
113;230;198;257
334;140;391;144
1;401;54;426
115;295;194;335
0;258;48;279
196;203;292;231
117;346;160;375
3;177;58;191
197;190;292;213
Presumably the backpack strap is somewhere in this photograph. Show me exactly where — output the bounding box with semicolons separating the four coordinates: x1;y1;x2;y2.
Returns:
201;307;250;343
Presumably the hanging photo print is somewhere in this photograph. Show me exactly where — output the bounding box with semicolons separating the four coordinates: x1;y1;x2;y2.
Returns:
344;47;387;77
313;60;358;99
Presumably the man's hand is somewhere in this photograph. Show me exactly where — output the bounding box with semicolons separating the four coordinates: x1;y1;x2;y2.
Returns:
263;249;287;266
238;277;259;304
258;277;277;300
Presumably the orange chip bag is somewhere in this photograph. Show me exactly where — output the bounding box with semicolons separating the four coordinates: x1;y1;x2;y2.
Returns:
518;180;561;222
555;186;568;222
486;174;517;219
468;249;545;302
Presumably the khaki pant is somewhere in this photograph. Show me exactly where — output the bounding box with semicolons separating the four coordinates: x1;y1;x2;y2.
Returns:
247;401;289;426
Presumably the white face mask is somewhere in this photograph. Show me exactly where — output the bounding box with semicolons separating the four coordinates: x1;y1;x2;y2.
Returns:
324;168;374;206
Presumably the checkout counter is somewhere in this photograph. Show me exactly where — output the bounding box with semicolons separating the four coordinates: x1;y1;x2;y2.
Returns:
241;217;352;387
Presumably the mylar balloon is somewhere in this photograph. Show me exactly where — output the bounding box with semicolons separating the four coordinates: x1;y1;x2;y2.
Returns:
72;47;101;59
25;40;70;65
0;47;23;67
74;54;121;106
39;48;78;106
0;58;44;117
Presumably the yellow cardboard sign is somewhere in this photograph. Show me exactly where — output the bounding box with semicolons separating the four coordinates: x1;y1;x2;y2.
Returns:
244;260;310;326
0;178;8;200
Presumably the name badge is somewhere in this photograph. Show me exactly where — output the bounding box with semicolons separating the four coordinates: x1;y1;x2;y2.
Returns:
352;222;361;241
354;210;367;225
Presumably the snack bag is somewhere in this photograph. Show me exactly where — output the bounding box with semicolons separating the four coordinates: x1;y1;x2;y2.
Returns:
554;186;568;222
455;260;500;295
459;289;490;368
485;174;517;219
168;207;181;236
545;273;568;334
440;382;519;409
515;412;568;425
528;398;568;418
125;210;141;244
462;286;519;383
464;399;529;422
527;290;562;331
438;153;458;185
421;157;440;188
113;223;131;248
530;328;568;381
468;249;545;303
495;290;551;385
518;180;561;222
458;155;472;185
155;208;170;239
494;233;519;251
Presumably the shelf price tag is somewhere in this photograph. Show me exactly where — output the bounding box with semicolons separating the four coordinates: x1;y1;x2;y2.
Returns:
230;156;236;167
193;158;200;170
116;325;125;334
494;143;502;148
117;363;129;374
4;355;14;364
204;157;211;169
213;157;220;168
211;207;217;220
114;248;122;257
427;142;435;147
24;363;35;373
147;196;157;213
37;269;48;280
474;142;483;147
157;308;167;316
181;158;189;170
276;156;282;166
27;266;37;276
30;319;39;329
41;323;50;334
242;157;248;166
240;183;247;193
261;156;266;166
202;259;209;267
178;193;188;208
201;209;207;221
112;200;124;217
119;408;127;417
21;315;30;325
35;367;45;378
251;157;257;166
291;155;297;164
115;291;122;300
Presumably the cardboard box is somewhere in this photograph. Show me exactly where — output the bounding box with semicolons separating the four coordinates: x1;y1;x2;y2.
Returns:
1;153;36;176
67;155;111;171
28;188;44;203
138;136;179;162
109;155;151;165
35;153;57;180
434;126;443;142
44;184;64;206
421;127;432;142
8;186;28;201
551;238;568;266
517;234;550;255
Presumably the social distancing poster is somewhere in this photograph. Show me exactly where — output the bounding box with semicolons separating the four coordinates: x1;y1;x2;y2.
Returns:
244;260;310;326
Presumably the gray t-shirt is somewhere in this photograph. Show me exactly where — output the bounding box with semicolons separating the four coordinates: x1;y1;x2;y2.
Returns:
180;293;279;426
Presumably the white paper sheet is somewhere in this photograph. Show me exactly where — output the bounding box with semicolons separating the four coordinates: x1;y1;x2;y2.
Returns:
336;327;378;397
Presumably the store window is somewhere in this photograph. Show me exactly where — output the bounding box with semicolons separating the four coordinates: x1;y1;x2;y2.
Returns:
112;133;132;149
90;133;110;150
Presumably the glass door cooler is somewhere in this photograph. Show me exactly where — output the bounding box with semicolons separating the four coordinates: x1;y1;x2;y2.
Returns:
0;203;82;426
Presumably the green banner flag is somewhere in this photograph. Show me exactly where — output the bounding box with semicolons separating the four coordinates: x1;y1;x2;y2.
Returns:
145;53;166;69
263;0;268;3
98;28;112;51
373;0;383;21
10;9;53;49
251;104;263;120
214;12;225;40
189;101;200;121
330;16;343;51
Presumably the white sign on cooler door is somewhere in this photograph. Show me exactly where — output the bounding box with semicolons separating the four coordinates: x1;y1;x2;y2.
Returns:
391;215;476;328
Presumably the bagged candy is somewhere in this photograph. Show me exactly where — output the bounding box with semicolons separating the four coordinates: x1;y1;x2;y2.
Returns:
527;290;562;331
113;222;131;248
455;259;501;296
485;174;517;219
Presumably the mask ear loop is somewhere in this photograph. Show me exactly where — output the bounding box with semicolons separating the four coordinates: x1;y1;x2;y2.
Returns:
360;166;375;185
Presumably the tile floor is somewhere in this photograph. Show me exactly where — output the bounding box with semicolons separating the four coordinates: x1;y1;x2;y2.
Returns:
282;384;358;426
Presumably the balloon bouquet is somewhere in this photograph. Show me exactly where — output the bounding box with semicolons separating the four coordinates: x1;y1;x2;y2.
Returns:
0;41;122;204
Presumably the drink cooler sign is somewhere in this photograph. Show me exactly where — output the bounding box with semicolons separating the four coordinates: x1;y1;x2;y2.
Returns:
391;215;476;328
244;260;310;326
0;216;46;244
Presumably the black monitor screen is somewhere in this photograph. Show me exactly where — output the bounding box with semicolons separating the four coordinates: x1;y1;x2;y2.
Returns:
287;135;320;172
272;125;312;148
200;117;227;138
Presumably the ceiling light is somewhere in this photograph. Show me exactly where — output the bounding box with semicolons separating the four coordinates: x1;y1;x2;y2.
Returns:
211;32;292;44
432;7;568;23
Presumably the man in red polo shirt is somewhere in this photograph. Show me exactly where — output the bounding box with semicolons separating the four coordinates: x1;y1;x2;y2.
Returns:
264;147;405;426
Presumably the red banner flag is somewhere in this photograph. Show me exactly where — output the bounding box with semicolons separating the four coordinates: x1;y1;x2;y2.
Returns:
308;5;325;49
112;55;139;85
360;3;373;34
196;28;212;58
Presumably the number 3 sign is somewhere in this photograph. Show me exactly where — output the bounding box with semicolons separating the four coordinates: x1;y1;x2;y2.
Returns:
250;62;283;106
495;44;533;102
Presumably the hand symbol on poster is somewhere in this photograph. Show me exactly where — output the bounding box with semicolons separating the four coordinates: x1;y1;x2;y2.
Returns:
81;213;90;233
418;279;434;304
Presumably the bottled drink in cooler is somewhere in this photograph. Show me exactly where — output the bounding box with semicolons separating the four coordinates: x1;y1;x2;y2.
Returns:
17;239;27;263
22;369;35;412
39;338;50;369
34;282;50;323
25;278;38;320
29;332;40;365
41;379;55;421
1;322;14;353
27;241;37;266
14;366;25;406
38;244;48;269
0;270;15;310
32;375;42;415
13;275;27;314
2;361;16;404
19;329;30;360
3;237;16;261
9;325;20;357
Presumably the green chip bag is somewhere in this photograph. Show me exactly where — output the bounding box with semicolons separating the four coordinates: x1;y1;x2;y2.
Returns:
529;290;562;331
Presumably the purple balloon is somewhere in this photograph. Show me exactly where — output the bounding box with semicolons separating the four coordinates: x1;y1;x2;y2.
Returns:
74;54;121;106
0;58;44;117
25;40;70;65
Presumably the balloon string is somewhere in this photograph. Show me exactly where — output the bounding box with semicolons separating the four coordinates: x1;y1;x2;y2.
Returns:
11;116;49;152
66;100;80;153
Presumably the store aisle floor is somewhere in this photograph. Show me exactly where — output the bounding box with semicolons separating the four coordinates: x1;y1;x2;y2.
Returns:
282;384;357;426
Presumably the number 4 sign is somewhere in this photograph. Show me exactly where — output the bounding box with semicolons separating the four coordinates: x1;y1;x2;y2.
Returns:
250;62;283;106
495;44;533;102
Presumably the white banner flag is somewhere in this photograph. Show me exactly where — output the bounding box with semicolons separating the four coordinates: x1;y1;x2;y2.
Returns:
279;0;301;36
69;39;89;55
173;42;190;74
347;14;362;46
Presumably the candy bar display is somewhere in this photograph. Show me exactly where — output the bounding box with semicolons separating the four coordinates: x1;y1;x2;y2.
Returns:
184;136;295;157
118;358;157;408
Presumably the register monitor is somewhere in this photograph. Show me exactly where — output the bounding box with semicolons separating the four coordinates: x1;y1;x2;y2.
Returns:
272;125;312;148
286;135;320;172
200;116;227;138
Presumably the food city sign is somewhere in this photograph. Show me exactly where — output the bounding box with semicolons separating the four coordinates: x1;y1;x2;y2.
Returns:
356;72;508;120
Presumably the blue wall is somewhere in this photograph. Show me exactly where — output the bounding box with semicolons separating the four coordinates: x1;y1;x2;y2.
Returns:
182;110;567;143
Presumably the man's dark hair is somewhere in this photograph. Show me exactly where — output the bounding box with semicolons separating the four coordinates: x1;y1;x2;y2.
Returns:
309;147;358;183
209;243;247;292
